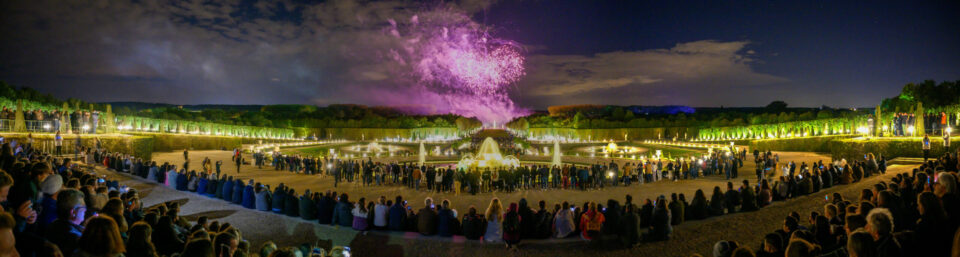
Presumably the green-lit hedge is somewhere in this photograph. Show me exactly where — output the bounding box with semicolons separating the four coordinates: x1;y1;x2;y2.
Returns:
310;127;461;140
522;127;697;141
125;132;301;152
115;116;296;139
828;138;950;161
748;135;856;153
697;117;871;141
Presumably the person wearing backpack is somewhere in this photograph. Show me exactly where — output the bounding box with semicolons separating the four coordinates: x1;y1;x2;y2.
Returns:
579;202;605;241
517;199;536;239
534;201;553;239
502;202;522;248
461;206;486;240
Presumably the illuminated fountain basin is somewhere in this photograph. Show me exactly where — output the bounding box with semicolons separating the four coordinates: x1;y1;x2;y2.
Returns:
457;137;520;170
340;142;408;156
575;142;647;158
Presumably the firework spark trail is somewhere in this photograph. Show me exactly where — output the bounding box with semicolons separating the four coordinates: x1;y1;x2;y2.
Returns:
387;8;527;125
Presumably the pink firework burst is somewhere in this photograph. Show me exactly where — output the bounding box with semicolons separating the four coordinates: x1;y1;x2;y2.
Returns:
386;8;527;124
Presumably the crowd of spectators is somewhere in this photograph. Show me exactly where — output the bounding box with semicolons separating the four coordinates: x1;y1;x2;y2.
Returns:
9;133;946;257
107;146;905;256
0;140;357;257
0;107;101;134
697;153;960;257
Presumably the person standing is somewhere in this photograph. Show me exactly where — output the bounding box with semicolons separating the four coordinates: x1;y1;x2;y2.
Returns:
91;111;99;134
922;135;931;161
55;131;63;156
74;134;81;160
944;132;951;152
235;154;242;174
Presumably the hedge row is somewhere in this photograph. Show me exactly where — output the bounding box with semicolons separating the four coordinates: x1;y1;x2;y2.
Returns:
124;132;302;152
523;127;698;141
748;135;856;153
828;138;953;161
308;127;461;140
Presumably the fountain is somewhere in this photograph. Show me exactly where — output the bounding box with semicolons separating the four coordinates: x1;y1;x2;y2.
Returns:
418;142;426;167
551;140;562;167
367;141;383;152
457;137;520;170
606;142;618;152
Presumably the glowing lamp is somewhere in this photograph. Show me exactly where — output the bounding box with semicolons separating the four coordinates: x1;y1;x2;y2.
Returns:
43;124;51;130
948;127;953;134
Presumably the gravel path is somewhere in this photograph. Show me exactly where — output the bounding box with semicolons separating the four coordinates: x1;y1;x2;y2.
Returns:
116;151;911;256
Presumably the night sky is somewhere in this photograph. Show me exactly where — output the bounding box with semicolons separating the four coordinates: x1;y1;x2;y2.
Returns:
1;0;958;115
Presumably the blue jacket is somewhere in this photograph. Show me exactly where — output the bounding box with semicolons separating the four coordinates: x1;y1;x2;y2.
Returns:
176;174;188;191
222;180;234;202
388;204;407;231
38;196;58;228
197;178;208;195
232;181;244;204
206;179;218;197
241;185;255;209
437;208;457;237
331;202;353;227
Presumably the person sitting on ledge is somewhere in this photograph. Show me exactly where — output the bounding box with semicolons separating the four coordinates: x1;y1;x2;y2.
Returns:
271;184;285;214
231;179;244;205
724;182;740;214
740;180;759;212
388;196;407;231
254;183;271;212
242;180;255;209
461;206;485;240
644;195;671;242
437;199;458;237
317;191;335;225
332;193;353;227
284;188;298;217
221;176;233;202
299;190;316;220
417;197;438;236
197;173;208;196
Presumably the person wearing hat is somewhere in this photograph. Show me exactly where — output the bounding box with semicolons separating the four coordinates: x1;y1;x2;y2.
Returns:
37;174;63;228
712;240;739;257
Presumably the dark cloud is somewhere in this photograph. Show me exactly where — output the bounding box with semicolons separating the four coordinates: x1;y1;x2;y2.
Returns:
0;1;798;112
515;40;790;107
0;0;499;105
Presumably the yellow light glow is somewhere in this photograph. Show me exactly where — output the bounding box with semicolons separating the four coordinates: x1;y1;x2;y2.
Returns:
606;142;618;152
